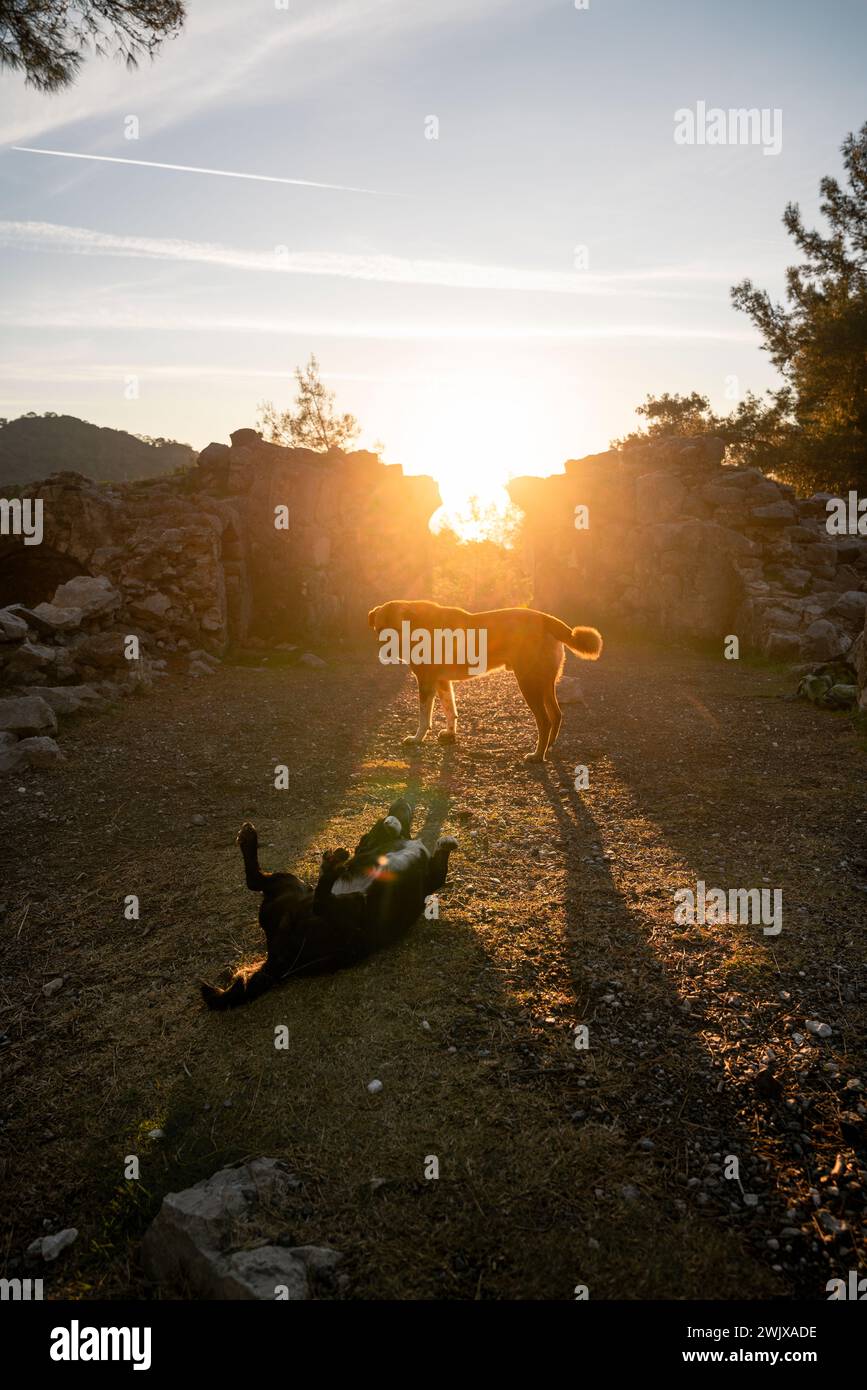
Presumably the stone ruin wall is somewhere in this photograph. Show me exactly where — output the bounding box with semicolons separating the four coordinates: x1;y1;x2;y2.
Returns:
2;427;866;774
0;429;440;773
508;436;867;710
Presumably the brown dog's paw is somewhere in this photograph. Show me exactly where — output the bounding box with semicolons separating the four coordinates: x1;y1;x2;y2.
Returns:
437;731;457;745
401;734;424;748
522;752;546;765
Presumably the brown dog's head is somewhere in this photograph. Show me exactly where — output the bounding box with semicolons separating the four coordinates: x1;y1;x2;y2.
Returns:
367;600;415;634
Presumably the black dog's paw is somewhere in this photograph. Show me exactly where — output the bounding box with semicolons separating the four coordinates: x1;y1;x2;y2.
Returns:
200;980;225;1010
236;821;258;848
321;847;351;869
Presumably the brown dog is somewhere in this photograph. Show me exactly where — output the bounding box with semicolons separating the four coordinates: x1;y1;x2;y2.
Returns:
368;599;602;762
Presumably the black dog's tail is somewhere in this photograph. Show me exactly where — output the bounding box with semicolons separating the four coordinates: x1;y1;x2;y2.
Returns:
201;962;274;1011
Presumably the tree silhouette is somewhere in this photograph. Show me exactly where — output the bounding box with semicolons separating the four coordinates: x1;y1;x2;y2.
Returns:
731;121;867;491
0;1;185;92
258;355;360;453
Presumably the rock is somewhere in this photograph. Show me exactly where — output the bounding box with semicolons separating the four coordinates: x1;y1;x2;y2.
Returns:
21;684;105;717
29;602;84;633
18;737;64;768
3;640;56;681
764;630;801;661
0;608;29;642
635;471;686;521
750;502;797;525
130;592;173;620
556;675;584;704
188;660;216;677
230;428;262;448
39;1228;78;1261
0;695;58;737
801;619;850;662
51;575;121;621
0;739;24;774
42;978;64;997
299;653;326;669
805;1020;832;1039
367;1079;383;1094
830;590;867;627
140;1157;335;1300
71;630;132;669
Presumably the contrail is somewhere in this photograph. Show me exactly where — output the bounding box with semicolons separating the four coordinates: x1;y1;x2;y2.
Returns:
11;146;399;197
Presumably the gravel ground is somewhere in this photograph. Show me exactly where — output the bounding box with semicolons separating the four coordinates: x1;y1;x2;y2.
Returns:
0;637;864;1299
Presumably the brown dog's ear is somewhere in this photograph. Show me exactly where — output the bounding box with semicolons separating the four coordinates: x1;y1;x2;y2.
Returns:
368;606;379;629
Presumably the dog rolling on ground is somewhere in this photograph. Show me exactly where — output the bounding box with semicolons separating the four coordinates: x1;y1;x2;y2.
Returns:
368;599;602;762
201;800;456;1010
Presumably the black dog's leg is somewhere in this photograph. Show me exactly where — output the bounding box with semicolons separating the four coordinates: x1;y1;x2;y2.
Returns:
237;822;273;892
314;848;351;908
426;835;457;893
386;799;414;837
201;960;278;1011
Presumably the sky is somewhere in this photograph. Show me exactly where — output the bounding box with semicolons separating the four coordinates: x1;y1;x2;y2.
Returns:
1;0;865;521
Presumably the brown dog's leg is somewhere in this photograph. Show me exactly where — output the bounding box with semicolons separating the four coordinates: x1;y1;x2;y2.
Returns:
403;675;436;746
544;682;563;754
515;669;552;763
436;679;458;745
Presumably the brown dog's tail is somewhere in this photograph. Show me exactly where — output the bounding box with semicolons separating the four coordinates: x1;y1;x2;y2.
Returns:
543;614;603;660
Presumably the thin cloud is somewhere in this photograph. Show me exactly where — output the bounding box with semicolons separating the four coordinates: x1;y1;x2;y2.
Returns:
11;148;399;197
0;304;759;344
0;219;738;300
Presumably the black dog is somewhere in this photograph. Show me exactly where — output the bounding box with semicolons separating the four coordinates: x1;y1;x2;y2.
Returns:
201;800;456;1009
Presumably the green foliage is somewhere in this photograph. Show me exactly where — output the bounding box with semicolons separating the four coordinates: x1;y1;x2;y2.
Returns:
432;501;531;610
258;355;360;453
0;0;185;92
617;124;867;495
0;412;195;484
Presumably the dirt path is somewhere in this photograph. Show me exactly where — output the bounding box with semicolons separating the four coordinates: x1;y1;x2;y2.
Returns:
1;640;865;1300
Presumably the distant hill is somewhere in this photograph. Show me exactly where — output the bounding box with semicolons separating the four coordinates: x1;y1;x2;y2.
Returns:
0;413;196;485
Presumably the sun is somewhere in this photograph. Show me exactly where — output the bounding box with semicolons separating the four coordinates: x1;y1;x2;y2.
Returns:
380;371;585;541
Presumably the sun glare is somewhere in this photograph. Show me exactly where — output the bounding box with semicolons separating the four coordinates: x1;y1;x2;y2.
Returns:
384;373;587;541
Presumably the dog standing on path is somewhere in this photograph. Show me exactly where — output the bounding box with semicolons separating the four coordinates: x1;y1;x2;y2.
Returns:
368;599;602;762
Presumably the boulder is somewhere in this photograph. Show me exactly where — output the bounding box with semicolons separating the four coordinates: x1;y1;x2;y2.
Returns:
0;738;24;774
18;736;64;768
750;502;798;525
21;685;105;716
0;694;58;736
28;602;84;633
801;619;851;662
141;1158;342;1300
0;608;29;643
635;471;686;521
71;630;132;669
829;590;867;628
130;592;173;620
51;575;121;621
2;640;56;682
764;630;801;660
